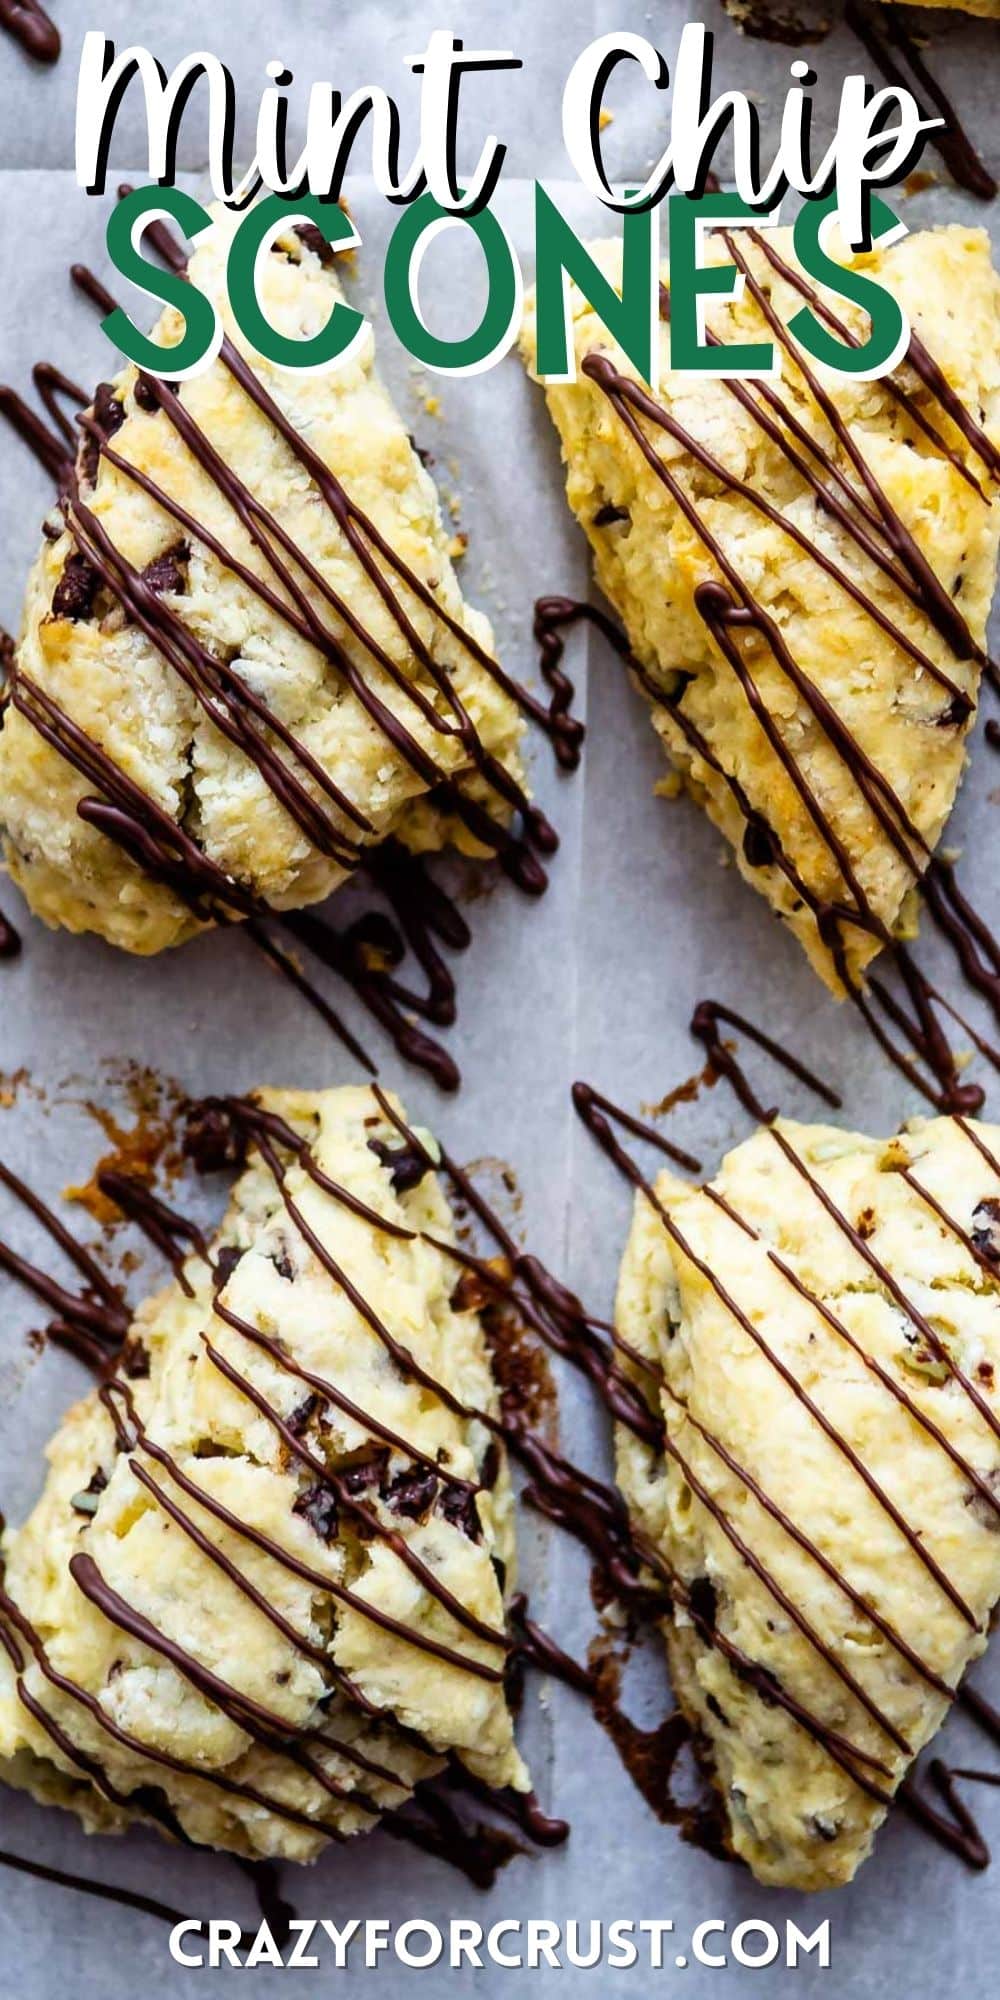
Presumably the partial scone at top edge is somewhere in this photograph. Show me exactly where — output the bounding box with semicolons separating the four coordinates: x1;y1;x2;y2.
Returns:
0;205;524;955
0;1083;528;1864
614;1112;1000;1889
520;225;1000;997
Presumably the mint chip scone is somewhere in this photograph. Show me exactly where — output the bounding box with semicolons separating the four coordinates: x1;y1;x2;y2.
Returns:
0;1084;528;1862
521;226;1000;998
0;206;527;956
614;1113;1000;1889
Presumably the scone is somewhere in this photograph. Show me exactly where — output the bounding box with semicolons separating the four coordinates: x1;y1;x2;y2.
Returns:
614;1111;1000;1888
0;1084;528;1862
0;206;525;954
521;226;1000;995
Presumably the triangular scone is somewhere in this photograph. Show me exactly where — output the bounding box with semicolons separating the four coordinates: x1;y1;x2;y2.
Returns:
0;1085;528;1862
0;208;524;954
615;1113;1000;1889
521;227;1000;993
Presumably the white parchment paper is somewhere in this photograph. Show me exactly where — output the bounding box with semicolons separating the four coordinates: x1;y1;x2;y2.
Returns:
1;5;1000;1995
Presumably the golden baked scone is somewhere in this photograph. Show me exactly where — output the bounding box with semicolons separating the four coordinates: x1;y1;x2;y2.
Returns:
521;227;1000;995
0;208;524;955
0;1085;528;1862
614;1112;1000;1889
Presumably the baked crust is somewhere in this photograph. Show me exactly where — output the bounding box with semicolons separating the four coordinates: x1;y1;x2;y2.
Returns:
0;210;524;954
614;1112;1000;1888
521;226;1000;995
0;1085;527;1861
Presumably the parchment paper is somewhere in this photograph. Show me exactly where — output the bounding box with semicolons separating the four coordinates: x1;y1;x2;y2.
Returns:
2;5;1000;1995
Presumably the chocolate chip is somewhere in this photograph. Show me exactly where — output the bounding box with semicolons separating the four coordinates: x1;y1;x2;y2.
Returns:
120;1338;150;1381
93;381;126;436
269;1242;295;1282
368;1138;429;1195
51;552;99;622
480;1440;502;1490
293;1483;339;1542
213;1245;244;1290
78;382;126;486
70;1466;109;1515
593;503;629;527
742;816;778;869
339;1450;389;1498
141;540;189;597
408;432;434;470
449;1267;495;1314
964;1468;1000;1531
688;1575;719;1629
971;1197;1000;1266
293;220;337;268
438;1481;482;1540
935;693;970;729
385;1466;438;1521
133;377;159;413
286;1393;319;1437
184;1102;247;1174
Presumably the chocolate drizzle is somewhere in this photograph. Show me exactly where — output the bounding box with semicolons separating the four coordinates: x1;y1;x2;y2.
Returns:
573;242;1000;1114
0;907;21;961
0;211;584;1090
0;1083;679;1908
0;0;60;63
846;1;998;202
574;1005;1000;1868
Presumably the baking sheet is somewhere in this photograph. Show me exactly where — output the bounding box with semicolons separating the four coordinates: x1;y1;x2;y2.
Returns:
2;3;1000;1994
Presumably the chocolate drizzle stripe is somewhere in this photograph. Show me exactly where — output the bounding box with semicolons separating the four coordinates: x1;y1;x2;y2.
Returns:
0;1849;196;1931
0;1581;375;1840
762;1242;1000;1552
64;1555;376;1833
651;1416;909;1757
662;1391;954;1701
749;232;1000;487
650;300;976;699
200;1336;509;1661
624;1526;895;1799
578;235;1000;1110
0;1093;666;1889
73;246;567;863
0;0;59;60
682;1007;1000;1534
720;230;980;660
845;0;998;204
64;492;362;871
766;1124;1000;1449
243;1124;480;1426
0;218;586;1090
573;1078;982;1627
0;1157;127;1317
106;1380;495;1689
0;1615;191;1842
897;1163;1000;1286
210;1295;479;1507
